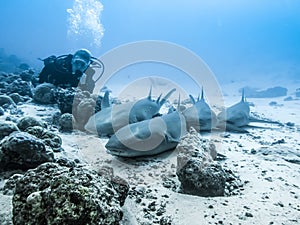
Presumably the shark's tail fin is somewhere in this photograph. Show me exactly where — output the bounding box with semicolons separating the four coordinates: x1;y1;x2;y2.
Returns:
101;91;110;108
177;94;181;111
189;94;196;105
159;88;176;107
156;93;162;104
168;94;181;114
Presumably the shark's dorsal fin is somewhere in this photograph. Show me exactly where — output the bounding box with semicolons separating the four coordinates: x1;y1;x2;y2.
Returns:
159;88;176;107
101;91;110;108
147;86;152;100
189;94;196;105
200;87;205;101
241;88;246;102
156;94;162;104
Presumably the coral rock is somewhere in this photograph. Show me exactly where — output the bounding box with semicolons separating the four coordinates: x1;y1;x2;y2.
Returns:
7;78;33;97
9;93;25;104
59;113;74;132
25;126;63;152
33;83;56;104
0;121;19;140
0;132;54;171
17;116;46;131
176;127;227;197
0;95;16;108
11;163;129;225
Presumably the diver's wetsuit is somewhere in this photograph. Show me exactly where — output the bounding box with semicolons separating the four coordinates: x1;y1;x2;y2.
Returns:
38;54;83;88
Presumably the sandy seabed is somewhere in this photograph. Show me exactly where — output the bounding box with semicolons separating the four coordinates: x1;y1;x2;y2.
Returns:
0;80;300;225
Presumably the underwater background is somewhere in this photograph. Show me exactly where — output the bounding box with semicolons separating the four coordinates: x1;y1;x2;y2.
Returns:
0;0;299;88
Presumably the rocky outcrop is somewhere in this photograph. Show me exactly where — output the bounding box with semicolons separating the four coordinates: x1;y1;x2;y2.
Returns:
176;127;241;197
0;95;16;108
53;87;76;114
52;88;101;130
177;160;227;197
25;126;63;152
7;78;33;97
0;73;18;95
17;116;46;131
59;113;74;132
8;93;25;104
19;70;34;82
7;162;129;225
33;83;56;104
0;121;19;140
0;132;54;171
296;88;300;98
241;86;288;98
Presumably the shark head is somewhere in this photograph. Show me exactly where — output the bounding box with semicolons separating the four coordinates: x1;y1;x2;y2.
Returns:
105;135;133;157
105;127;160;158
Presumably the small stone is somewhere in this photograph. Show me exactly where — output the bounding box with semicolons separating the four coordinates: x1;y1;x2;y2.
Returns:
135;198;142;204
275;202;284;207
148;201;156;211
283;96;293;101
286;122;295;127
265;177;273;182
269;101;278;106
245;212;253;217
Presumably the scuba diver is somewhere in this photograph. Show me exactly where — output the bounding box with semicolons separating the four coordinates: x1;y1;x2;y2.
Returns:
38;49;104;93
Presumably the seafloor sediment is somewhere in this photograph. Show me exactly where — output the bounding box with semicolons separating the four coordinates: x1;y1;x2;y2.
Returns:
0;68;300;225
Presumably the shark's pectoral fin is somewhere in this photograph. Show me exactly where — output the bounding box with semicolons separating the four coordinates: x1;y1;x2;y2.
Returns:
165;133;181;144
246;124;282;131
249;117;283;126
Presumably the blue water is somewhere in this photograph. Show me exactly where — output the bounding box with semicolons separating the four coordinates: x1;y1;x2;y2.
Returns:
0;0;299;86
